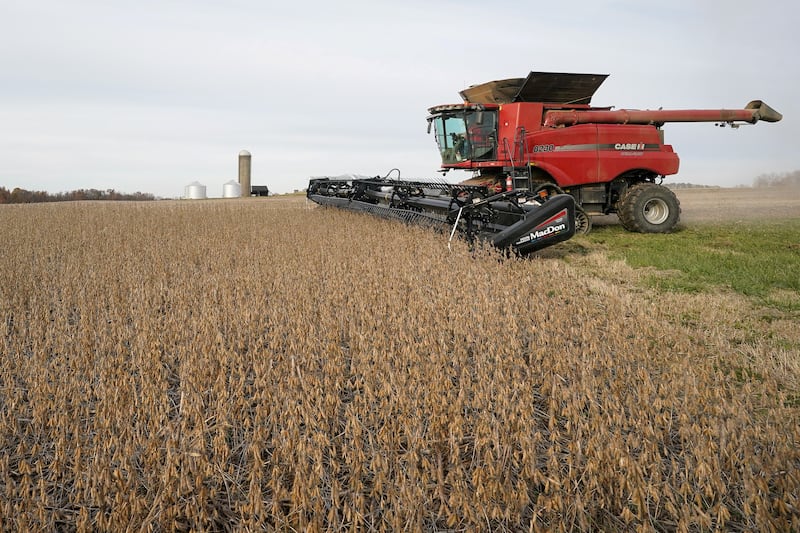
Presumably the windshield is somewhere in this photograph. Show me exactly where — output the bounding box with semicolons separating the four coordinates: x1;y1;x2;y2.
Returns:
431;109;497;164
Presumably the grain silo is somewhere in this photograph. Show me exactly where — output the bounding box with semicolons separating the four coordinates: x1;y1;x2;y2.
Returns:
184;181;207;199
222;180;241;198
238;150;251;197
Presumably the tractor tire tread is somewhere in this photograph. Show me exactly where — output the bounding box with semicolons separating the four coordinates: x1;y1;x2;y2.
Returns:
618;182;681;233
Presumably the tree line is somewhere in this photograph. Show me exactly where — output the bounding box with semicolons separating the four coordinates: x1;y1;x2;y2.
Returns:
753;170;800;188
0;187;156;204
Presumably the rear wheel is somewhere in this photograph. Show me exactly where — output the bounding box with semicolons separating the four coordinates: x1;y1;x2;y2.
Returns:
618;182;680;233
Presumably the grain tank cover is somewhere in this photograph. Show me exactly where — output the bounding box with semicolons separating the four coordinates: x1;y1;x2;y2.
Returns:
460;71;609;105
458;77;525;104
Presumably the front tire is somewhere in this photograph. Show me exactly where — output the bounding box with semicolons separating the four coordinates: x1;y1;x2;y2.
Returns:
575;206;592;234
618;182;680;233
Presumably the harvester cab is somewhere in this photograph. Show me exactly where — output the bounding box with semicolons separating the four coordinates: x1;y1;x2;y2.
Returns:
427;104;499;165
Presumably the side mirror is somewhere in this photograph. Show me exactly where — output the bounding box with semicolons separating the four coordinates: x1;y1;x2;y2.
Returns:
427;119;432;134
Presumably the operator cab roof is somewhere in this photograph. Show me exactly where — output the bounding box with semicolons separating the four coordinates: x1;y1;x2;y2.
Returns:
459;71;609;105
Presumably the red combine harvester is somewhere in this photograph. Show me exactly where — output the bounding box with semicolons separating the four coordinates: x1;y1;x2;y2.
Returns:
308;71;781;254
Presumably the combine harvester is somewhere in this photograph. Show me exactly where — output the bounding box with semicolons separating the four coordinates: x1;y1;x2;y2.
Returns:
308;71;781;255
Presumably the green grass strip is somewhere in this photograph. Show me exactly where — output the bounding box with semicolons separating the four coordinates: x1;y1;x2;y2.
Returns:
587;220;800;312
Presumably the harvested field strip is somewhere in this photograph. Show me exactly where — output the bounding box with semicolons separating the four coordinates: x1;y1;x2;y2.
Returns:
1;198;798;531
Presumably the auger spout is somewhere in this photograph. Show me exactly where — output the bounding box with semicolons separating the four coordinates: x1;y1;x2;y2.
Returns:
746;100;782;123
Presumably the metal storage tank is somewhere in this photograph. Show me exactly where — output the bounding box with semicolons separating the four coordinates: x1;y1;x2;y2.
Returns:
222;180;241;198
238;150;251;198
184;181;207;199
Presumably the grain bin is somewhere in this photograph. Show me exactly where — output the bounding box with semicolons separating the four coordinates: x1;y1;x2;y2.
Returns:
222;180;241;198
184;181;207;199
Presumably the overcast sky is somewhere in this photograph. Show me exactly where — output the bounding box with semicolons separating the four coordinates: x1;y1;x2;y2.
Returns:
1;0;797;197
